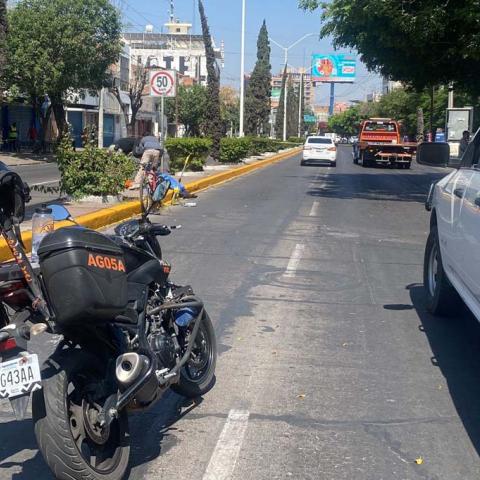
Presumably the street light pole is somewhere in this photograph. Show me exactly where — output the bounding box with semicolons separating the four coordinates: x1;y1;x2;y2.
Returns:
283;50;288;142
239;0;246;137
270;33;316;142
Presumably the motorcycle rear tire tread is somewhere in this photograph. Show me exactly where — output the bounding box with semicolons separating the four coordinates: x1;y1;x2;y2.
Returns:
32;350;130;480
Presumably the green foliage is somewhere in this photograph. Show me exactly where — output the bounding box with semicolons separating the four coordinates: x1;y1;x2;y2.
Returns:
327;86;480;139
0;0;6;89
286;78;299;139
299;0;480;95
287;137;304;144
4;0;122;135
165;137;212;172
219;137;295;163
199;0;222;160
219;138;251;163
166;85;208;137
56;134;135;199
328;107;362;136
245;20;272;135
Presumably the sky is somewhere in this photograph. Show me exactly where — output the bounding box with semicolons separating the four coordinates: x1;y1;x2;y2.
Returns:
115;0;383;106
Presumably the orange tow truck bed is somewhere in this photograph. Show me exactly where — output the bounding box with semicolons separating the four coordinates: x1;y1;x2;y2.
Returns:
354;118;417;168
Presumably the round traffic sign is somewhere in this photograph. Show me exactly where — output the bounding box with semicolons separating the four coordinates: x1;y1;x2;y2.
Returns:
150;71;175;97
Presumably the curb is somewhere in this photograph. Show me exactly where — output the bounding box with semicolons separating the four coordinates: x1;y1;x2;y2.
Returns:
0;147;301;261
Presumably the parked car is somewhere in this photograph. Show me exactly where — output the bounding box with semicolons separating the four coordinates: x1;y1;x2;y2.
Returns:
419;132;480;318
301;136;337;167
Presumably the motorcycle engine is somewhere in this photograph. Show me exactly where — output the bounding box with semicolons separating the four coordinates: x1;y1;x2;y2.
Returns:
149;332;176;369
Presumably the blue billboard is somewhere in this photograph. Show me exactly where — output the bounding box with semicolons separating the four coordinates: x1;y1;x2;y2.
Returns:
311;54;356;83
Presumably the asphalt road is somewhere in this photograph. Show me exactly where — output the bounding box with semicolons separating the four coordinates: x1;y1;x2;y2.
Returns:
1;146;480;479
9;163;61;219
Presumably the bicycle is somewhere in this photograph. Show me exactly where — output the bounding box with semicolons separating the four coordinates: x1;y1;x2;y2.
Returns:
139;164;171;217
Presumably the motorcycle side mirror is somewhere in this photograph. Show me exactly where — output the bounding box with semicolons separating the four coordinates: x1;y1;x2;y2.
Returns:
50;204;72;222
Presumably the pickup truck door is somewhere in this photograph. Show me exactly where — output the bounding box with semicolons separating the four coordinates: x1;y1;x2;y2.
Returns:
435;166;474;283
453;137;480;302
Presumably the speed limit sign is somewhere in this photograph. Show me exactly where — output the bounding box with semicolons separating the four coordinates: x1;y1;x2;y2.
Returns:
150;70;176;97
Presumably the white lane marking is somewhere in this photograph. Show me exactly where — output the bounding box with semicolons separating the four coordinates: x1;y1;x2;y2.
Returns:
202;409;250;480
309;201;320;217
284;244;305;278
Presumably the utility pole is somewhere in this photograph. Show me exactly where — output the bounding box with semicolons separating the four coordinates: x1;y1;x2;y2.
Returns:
98;87;104;148
239;0;246;137
448;82;454;109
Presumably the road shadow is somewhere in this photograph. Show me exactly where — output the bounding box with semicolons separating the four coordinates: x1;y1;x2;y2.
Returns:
0;417;53;479
0;391;204;479
307;171;447;203
409;284;480;457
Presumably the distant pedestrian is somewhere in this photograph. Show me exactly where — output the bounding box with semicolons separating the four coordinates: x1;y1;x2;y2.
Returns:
459;130;470;158
8;123;19;152
130;131;163;189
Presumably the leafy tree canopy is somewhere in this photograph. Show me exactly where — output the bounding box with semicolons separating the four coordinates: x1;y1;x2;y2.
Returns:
166;84;208;137
299;0;480;94
4;0;122;132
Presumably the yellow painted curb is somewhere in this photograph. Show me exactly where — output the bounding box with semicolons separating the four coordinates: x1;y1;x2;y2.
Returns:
0;147;301;261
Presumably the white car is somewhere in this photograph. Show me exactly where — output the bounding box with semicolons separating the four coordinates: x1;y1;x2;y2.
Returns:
301;136;337;167
422;130;480;318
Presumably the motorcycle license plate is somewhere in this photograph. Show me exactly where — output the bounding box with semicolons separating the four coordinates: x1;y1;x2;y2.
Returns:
0;354;41;399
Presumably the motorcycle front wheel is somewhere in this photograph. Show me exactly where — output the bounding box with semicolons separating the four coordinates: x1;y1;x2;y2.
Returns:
33;350;130;480
172;311;217;398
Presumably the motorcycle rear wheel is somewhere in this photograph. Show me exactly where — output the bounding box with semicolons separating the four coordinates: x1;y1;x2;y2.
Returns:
33;350;130;480
172;311;217;398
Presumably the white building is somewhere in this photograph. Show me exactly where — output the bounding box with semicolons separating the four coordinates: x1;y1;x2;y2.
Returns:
122;20;223;87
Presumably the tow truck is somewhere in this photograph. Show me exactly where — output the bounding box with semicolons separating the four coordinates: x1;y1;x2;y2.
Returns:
353;118;417;168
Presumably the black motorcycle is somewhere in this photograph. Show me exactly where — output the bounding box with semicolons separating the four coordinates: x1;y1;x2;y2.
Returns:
0;168;217;479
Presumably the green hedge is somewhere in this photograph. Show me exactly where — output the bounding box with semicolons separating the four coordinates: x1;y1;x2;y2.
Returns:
56;137;135;199
219;137;251;163
165;137;212;172
163;136;298;168
287;137;305;144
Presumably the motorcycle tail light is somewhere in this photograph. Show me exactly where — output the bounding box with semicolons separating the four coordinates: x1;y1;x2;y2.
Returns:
0;338;17;352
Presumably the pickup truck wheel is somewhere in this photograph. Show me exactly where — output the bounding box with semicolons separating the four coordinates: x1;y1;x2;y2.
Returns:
423;227;462;316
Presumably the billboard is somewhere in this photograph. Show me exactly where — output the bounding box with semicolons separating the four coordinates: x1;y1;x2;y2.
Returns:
311;54;356;83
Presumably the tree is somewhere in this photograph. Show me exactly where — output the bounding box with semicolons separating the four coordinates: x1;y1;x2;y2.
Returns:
198;0;222;160
166;85;208;137
274;65;287;139
4;0;122;138
298;0;480;95
328;106;362;136
220;86;240;136
0;0;6;89
245;20;272;135
286;78;299;138
112;60;148;136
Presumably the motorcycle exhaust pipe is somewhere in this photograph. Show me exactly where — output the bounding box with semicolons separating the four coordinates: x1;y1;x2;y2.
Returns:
115;352;158;407
115;353;149;388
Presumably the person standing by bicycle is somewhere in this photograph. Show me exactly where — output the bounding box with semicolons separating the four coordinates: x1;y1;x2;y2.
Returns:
130;131;163;189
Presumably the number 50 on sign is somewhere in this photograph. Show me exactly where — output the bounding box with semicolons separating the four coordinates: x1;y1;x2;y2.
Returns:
150;70;176;98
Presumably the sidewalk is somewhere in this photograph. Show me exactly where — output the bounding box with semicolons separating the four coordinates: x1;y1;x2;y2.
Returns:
0;151;55;167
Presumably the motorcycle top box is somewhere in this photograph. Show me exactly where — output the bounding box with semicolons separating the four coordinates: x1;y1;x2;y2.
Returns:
38;227;128;325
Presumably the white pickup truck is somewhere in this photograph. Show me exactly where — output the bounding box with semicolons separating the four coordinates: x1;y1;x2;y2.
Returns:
422;130;480;317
